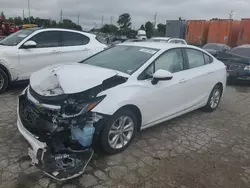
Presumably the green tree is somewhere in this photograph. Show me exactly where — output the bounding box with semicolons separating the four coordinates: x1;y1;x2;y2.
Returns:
100;24;118;34
139;24;145;30
157;23;166;35
145;21;154;38
117;13;131;34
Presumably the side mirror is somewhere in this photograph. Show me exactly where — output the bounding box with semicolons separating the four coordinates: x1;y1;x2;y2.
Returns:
151;69;173;85
23;40;37;48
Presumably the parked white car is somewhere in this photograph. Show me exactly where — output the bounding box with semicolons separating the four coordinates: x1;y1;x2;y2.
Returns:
0;28;107;92
17;42;226;180
148;37;187;44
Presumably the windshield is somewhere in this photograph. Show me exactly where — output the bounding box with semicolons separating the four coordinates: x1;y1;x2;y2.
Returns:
0;29;36;46
229;47;250;58
203;44;222;50
81;45;158;75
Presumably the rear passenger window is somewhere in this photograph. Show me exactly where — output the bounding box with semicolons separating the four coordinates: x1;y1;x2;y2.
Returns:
186;49;205;68
204;53;213;64
62;31;90;46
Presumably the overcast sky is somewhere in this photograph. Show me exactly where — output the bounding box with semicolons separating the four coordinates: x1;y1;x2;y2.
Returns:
1;0;250;30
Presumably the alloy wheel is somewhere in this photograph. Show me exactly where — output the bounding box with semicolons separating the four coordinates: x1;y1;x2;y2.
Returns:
210;89;221;109
108;116;134;149
0;73;4;90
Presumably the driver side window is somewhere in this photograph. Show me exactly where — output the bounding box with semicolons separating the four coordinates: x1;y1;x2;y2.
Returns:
139;49;184;80
155;49;184;73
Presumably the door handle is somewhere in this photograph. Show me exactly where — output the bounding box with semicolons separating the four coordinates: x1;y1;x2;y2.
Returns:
179;78;188;83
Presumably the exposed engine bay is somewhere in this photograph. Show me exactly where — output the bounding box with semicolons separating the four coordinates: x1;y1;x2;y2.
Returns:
18;75;127;180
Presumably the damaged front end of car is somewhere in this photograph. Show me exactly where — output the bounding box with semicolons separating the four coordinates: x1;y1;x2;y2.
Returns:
17;75;127;181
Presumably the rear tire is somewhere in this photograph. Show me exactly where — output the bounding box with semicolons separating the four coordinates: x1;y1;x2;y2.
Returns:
100;109;138;154
0;69;9;93
203;84;222;112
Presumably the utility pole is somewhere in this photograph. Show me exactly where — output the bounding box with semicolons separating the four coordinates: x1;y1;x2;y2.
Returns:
101;15;104;27
22;9;25;20
229;10;235;19
110;16;113;25
153;12;157;29
60;9;63;22
77;12;79;25
28;0;31;23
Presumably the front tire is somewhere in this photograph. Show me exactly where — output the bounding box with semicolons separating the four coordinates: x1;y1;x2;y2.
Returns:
0;69;9;93
203;84;222;112
100;109;138;154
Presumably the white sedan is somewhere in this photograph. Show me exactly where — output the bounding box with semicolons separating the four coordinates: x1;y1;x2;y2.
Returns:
17;42;226;180
0;28;107;92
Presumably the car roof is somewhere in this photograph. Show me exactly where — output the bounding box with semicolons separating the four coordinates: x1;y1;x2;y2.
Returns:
118;41;198;50
33;28;96;38
237;44;250;48
205;43;225;46
151;37;171;41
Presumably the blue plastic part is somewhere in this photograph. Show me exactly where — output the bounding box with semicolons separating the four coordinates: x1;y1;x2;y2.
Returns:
71;126;95;147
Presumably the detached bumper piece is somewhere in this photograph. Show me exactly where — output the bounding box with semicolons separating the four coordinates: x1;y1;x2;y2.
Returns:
42;148;93;181
17;91;99;181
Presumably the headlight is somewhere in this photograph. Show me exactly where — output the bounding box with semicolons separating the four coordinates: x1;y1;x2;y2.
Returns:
244;65;250;70
62;95;106;118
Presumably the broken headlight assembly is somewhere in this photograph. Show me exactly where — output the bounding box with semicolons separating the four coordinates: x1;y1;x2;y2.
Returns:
62;95;106;118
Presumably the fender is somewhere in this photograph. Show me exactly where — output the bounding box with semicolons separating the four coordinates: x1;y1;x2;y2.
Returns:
0;60;19;81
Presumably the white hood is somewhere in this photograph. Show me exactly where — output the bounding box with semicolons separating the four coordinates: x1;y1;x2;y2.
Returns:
30;63;121;96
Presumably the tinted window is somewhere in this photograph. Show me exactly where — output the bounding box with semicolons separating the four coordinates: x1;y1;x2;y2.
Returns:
62;31;89;46
186;49;205;68
229;47;250;58
155;49;184;73
31;31;60;48
0;29;36;46
82;45;158;75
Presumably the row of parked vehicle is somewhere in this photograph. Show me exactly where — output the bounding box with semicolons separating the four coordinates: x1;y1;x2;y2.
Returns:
166;19;250;47
0;27;248;181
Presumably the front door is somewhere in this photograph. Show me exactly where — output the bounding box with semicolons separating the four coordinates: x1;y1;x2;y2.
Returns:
137;48;192;126
18;31;61;80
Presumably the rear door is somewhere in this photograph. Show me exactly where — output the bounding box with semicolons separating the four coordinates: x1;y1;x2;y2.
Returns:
18;31;61;80
182;48;216;108
60;31;94;63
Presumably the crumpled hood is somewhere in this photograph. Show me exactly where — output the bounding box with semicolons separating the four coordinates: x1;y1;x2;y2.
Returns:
30;63;122;96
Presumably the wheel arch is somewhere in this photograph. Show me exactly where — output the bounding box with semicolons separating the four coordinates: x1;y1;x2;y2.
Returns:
117;104;142;132
215;82;223;94
0;63;11;83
